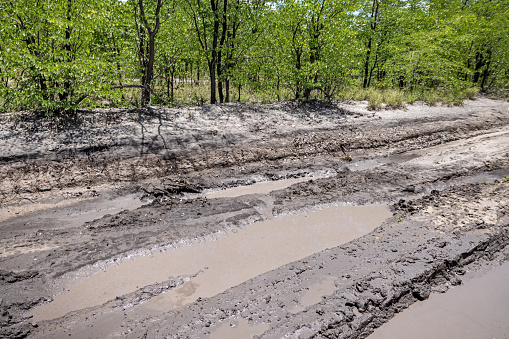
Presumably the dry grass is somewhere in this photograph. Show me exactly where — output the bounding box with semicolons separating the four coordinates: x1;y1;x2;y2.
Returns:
338;88;404;110
336;87;482;110
382;89;405;109
463;87;480;100
1;76;487;112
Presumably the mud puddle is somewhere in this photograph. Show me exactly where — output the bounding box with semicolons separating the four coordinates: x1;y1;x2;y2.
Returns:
201;152;415;199
27;204;391;322
203;174;328;199
369;261;509;339
209;318;269;339
289;275;338;314
345;154;414;172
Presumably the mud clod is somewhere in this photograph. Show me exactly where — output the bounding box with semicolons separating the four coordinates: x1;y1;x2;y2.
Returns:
0;271;38;284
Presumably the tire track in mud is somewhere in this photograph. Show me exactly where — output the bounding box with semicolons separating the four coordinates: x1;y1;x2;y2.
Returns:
1;100;509;338
1;100;508;205
3;165;508;339
29;180;506;339
27;205;391;324
5;163;508;338
127;181;509;339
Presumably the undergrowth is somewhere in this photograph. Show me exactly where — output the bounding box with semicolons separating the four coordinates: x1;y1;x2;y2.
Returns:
1;79;487;114
337;87;480;110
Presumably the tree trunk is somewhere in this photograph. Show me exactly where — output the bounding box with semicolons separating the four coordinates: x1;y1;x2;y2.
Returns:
208;0;221;104
276;77;280;101
171;65;175;101
303;22;322;100
225;78;230;102
141;35;155;106
295;47;302;99
367;51;378;88
197;62;200;85
363;0;379;89
138;0;162;107
363;37;372;88
208;60;217;104
166;67;170;99
217;60;224;103
473;46;490;86
480;49;492;90
59;0;73;103
217;0;228;103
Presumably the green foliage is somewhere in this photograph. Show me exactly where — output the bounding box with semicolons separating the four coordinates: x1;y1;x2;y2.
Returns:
0;0;121;114
0;0;508;112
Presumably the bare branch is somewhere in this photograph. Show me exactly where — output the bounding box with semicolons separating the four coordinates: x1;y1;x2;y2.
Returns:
111;84;145;89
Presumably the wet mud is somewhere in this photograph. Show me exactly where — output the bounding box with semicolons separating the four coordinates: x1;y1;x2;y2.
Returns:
0;98;509;338
202;175;326;199
210;318;269;339
368;261;509;339
27;205;390;322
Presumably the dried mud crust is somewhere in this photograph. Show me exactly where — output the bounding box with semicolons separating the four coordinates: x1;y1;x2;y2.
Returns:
0;99;509;338
1;98;508;205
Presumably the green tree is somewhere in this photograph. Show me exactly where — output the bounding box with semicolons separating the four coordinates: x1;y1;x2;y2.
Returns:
268;0;355;100
462;0;509;90
0;0;119;113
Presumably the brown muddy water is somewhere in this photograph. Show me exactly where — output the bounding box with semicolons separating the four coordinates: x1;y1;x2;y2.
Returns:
288;275;338;314
369;261;509;339
209;318;269;339
27;204;391;322
203;175;326;199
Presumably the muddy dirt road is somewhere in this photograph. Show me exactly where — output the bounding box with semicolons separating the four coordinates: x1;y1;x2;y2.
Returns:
1;98;508;338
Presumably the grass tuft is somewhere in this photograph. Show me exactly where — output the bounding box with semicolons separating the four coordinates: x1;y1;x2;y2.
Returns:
463;87;479;100
382;89;405;109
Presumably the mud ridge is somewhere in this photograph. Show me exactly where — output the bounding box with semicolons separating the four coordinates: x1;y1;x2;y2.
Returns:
326;227;508;339
1;99;509;204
